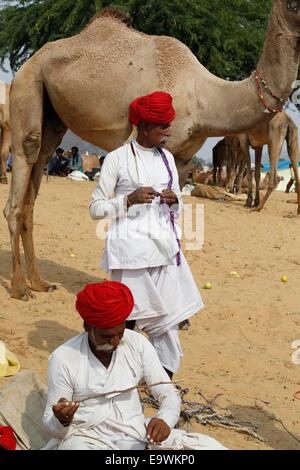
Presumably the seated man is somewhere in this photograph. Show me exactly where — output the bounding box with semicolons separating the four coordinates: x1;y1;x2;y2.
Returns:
42;281;180;450
68;146;83;173
48;148;69;176
42;281;225;450
6;152;13;172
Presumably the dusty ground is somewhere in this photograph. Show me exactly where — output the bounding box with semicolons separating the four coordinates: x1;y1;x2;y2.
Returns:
1;175;300;450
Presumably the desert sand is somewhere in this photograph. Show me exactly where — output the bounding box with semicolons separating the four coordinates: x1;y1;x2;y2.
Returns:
1;174;300;450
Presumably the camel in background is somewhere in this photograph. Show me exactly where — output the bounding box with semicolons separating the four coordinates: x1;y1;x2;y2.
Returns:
212;137;240;189
4;2;300;299
0;82;11;184
227;112;300;212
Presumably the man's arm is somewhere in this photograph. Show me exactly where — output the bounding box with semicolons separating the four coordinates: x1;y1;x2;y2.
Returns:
42;353;75;439
89;152;128;220
140;336;181;443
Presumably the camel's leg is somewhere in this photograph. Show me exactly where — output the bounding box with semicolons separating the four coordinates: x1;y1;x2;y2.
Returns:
286;122;300;215
212;148;218;185
254;146;263;207
0;126;10;184
176;157;193;190
4;156;35;300
226;149;236;193
239;139;253;207
235;152;245;194
225;160;232;192
254;127;285;212
217;165;223;187
21;114;67;292
4;79;44;300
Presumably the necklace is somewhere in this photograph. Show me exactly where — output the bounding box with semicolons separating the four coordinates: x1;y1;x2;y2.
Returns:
254;70;287;114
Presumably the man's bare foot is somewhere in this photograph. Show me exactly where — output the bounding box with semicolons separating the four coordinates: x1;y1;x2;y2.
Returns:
179;320;190;331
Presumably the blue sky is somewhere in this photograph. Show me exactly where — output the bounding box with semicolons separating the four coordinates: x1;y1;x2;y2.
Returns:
0;59;12;83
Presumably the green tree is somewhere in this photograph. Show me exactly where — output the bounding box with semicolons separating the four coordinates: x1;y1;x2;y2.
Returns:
0;0;273;78
132;0;272;79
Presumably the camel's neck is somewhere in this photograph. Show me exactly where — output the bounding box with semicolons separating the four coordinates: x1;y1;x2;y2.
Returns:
191;6;300;138
257;7;300;103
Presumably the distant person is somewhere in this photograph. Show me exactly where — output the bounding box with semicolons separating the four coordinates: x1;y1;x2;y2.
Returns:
69;146;83;172
84;154;104;181
6;152;13;172
285;164;295;193
99;155;106;169
48;148;69;176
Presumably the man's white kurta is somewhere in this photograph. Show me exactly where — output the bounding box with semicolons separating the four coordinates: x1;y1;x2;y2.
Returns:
89;141;203;372
90;141;182;270
42;329;180;449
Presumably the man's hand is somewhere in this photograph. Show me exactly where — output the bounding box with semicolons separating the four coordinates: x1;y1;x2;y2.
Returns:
160;189;178;207
146;418;171;445
52;398;79;426
127;187;157;206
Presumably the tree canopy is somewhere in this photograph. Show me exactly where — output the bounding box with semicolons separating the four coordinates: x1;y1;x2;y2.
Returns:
0;0;273;79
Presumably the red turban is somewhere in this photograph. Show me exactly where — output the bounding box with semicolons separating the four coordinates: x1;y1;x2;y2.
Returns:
129;91;176;126
0;426;16;451
76;281;134;329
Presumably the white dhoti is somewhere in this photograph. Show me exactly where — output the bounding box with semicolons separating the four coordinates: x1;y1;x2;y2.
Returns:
110;253;204;373
56;426;146;450
54;427;226;451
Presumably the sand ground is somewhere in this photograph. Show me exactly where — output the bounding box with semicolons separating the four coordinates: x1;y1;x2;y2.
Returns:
1;175;300;450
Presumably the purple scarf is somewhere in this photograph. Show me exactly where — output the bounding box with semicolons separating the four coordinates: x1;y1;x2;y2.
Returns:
130;142;181;266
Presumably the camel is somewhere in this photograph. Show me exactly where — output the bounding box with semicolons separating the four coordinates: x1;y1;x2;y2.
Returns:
239;171;284;192
192;168;214;185
0;82;11;184
226;112;300;212
212;137;239;188
4;2;300;300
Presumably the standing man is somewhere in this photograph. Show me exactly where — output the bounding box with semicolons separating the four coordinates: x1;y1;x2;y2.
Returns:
89;92;203;378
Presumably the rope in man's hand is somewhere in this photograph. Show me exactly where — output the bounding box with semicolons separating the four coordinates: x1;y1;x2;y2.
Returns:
51;379;184;407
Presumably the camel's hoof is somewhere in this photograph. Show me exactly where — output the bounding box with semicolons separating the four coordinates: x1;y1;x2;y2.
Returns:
11;288;35;301
21;292;36;301
250;207;260;213
29;280;57;293
0;176;8;184
48;284;57;292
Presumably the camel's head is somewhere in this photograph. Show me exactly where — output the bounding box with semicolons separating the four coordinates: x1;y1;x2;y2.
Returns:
279;1;300;33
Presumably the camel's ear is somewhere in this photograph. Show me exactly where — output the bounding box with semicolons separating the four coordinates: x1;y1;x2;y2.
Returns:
123;126;137;145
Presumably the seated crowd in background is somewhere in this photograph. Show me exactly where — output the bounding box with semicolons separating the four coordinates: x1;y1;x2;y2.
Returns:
6;152;13;172
47;147;105;180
